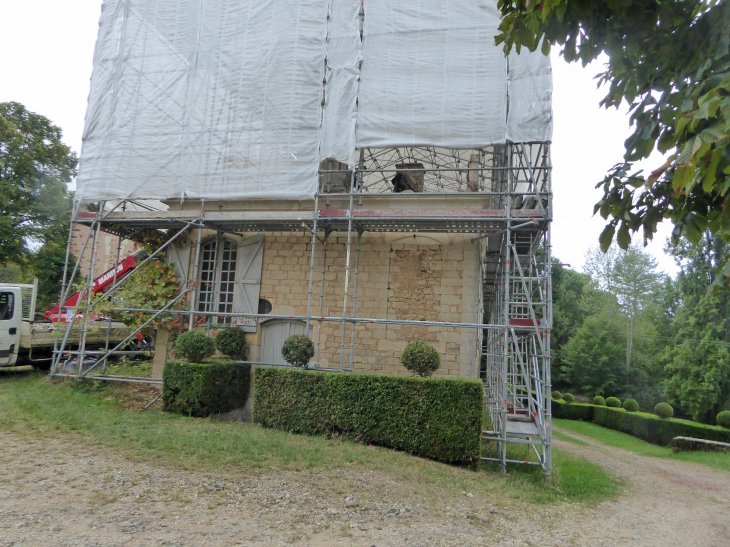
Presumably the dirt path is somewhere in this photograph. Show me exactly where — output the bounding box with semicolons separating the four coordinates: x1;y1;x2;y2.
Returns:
552;426;730;546
1;428;728;546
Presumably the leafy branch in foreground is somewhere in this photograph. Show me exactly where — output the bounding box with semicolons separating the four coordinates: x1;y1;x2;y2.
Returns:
496;0;730;289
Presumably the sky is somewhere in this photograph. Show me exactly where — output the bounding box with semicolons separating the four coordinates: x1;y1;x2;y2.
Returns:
0;0;679;277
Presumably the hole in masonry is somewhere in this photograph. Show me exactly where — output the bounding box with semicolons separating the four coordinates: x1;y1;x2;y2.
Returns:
258;299;273;314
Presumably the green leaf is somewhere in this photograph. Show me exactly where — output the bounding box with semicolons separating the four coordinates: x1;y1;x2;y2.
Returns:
616;223;631;249
672;165;695;191
599;224;615;252
541;38;551;56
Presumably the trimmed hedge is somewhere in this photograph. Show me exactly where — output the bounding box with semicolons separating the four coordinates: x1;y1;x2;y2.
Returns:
563;393;575;403
623;399;639;412
174;331;215;363
400;341;441;377
718;411;730;429
552;400;594;421
593;396;606;406
654;402;674;419
553;400;730;446
254;367;482;464
592;407;730;446
551;390;562;400
215;327;247;360
163;360;251;417
606;397;621;408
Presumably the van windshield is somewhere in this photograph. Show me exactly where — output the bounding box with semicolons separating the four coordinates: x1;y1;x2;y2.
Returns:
0;292;14;321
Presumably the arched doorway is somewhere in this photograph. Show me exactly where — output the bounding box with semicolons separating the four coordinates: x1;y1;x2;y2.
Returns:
260;319;312;365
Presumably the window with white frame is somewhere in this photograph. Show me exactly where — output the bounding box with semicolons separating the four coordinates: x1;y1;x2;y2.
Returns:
190;235;265;331
197;238;238;323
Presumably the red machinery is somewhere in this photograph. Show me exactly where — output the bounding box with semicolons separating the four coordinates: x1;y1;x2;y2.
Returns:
44;249;149;323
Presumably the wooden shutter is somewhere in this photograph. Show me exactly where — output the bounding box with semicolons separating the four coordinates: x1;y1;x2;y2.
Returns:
170;240;192;291
233;235;264;331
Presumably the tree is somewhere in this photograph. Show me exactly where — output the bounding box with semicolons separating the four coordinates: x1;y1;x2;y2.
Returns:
496;1;730;288
551;260;592;370
561;308;626;397
663;233;730;422
0;102;77;264
584;244;663;367
664;293;730;422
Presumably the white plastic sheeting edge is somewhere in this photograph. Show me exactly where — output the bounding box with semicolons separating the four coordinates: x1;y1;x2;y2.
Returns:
76;0;552;202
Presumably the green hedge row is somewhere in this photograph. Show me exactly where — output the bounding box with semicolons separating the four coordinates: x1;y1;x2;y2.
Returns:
552;400;730;446
254;367;482;465
551;400;594;421
163;360;251;417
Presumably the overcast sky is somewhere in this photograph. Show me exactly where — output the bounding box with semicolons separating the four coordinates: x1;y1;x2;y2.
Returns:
0;0;679;276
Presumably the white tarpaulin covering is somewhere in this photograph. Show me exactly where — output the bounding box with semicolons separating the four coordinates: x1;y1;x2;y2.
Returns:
77;0;552;202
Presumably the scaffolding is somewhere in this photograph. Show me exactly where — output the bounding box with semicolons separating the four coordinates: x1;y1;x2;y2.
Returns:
52;142;552;474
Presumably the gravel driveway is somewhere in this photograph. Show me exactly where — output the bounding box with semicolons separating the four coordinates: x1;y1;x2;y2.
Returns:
550;427;730;547
1;426;728;546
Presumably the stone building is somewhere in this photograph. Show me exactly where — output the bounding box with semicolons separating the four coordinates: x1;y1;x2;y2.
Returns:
146;191;486;380
69;224;138;279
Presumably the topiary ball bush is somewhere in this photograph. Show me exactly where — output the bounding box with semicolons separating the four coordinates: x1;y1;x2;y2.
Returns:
400;341;441;378
593;396;606;406
606;397;621;408
654;402;674;419
623;399;640;412
562;393;574;403
717;410;730;429
551;390;562;400
174;330;215;363
281;334;314;368
215;327;248;360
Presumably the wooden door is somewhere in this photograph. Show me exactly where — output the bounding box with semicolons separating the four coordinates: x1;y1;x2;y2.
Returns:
260;320;309;365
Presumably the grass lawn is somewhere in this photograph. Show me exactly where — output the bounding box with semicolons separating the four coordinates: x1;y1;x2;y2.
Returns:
554;418;730;473
0;372;622;506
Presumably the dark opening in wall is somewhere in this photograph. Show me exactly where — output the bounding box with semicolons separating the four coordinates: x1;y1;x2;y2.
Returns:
258;298;272;314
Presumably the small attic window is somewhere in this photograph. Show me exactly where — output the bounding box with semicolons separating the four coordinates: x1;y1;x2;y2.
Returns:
258;299;273;314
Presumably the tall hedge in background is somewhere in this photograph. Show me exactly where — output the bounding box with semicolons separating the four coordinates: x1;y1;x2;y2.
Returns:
553;399;730;446
552;400;594;421
592;406;730;446
163;360;251;417
254;368;482;465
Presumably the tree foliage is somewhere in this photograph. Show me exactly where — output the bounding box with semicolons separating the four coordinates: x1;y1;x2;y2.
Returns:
585;244;663;368
0;102;77;309
0;102;76;263
551;262;592;369
496;1;730;288
562;312;626;396
663;293;730;422
663;233;730;422
109;257;181;333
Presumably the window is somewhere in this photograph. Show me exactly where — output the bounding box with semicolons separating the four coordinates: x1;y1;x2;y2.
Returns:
258;298;273;314
191;234;264;332
197;239;238;323
0;292;14;321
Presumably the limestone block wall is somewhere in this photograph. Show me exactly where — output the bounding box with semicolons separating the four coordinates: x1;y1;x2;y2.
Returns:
157;230;482;380
70;224;139;278
257;232;481;378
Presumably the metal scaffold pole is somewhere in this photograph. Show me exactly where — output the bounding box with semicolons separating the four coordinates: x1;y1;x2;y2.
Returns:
305;192;320;334
315;231;328;368
349;231;362;372
339;168;357;371
51;201;80;376
189;203;205;331
76;201;105;377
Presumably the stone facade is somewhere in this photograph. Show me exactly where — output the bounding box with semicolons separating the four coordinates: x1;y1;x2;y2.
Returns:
70;223;139;279
153;229;482;380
